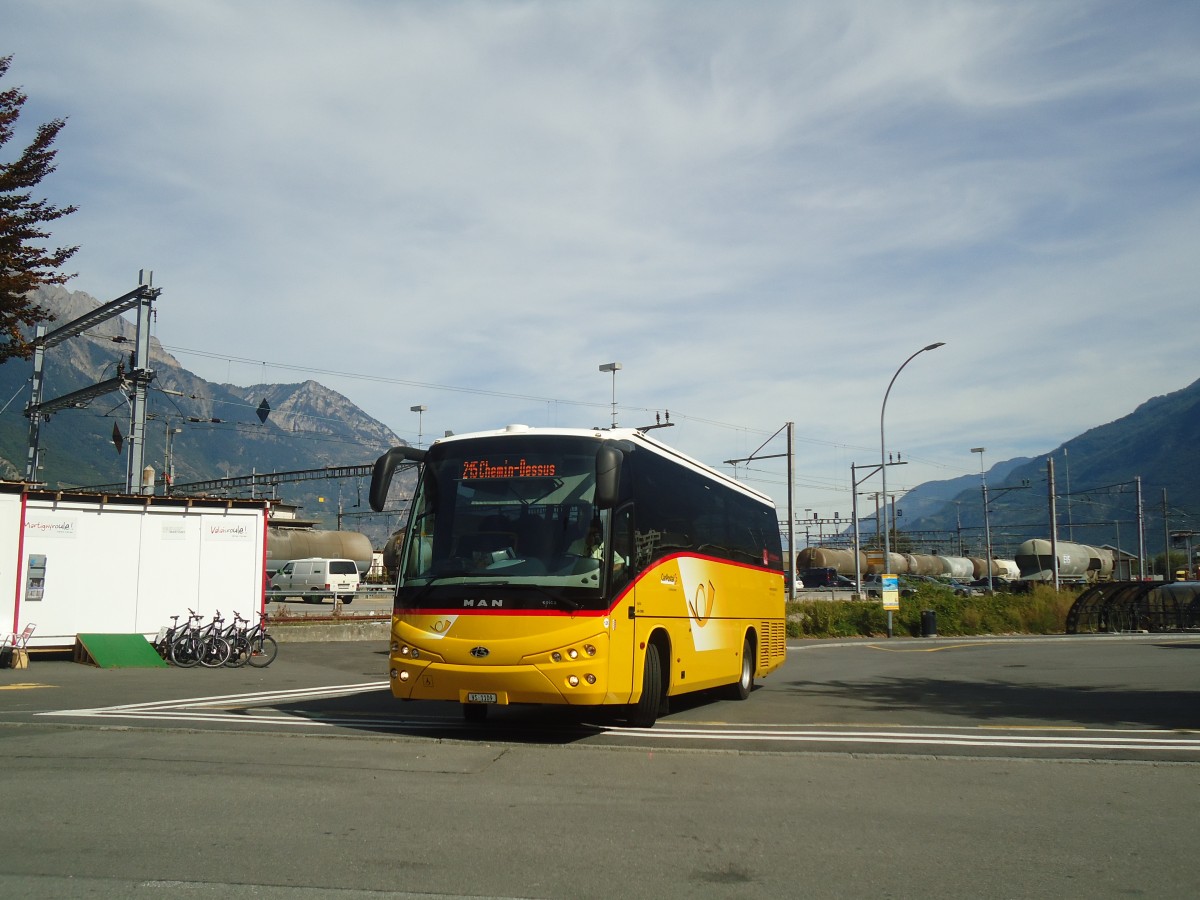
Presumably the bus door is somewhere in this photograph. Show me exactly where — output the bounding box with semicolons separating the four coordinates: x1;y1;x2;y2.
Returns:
607;503;640;703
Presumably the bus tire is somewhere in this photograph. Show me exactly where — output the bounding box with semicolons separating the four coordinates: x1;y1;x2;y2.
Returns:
726;634;755;700
628;643;663;728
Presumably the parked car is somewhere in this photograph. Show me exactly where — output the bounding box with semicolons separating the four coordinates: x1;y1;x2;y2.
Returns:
944;579;980;597
969;576;1032;594
269;557;360;603
800;567;840;588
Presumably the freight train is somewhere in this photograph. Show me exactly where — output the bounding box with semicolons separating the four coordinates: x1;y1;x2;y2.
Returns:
795;547;1018;581
797;539;1114;585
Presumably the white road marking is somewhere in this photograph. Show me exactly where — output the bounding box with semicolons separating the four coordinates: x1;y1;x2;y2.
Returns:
38;682;1200;756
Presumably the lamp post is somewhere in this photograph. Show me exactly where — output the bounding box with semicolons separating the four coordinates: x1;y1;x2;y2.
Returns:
880;342;945;636
598;362;622;428
410;405;428;448
971;446;993;592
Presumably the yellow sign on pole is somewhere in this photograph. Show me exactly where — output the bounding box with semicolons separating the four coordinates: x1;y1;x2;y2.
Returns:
881;573;900;611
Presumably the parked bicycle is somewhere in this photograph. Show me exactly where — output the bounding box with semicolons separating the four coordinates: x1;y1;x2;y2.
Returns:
170;609;231;668
156;609;275;668
200;611;232;668
153;613;185;662
242;610;278;668
168;609;205;668
221;612;256;668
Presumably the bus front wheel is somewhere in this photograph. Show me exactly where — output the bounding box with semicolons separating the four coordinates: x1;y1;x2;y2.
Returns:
628;644;663;728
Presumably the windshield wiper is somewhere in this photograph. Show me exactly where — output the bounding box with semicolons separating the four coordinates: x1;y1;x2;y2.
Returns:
407;574;467;606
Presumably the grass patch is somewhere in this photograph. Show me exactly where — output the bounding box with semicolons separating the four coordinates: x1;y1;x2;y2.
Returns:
786;583;1079;638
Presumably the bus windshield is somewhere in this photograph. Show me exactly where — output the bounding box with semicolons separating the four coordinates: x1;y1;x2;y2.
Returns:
397;435;613;609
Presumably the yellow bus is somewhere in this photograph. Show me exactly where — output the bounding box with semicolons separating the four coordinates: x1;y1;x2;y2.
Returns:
368;424;786;726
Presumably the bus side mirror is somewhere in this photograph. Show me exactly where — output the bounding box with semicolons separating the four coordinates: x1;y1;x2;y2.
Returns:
595;444;623;509
369;446;427;512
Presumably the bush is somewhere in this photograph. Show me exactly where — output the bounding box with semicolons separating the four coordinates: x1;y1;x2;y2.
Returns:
786;583;1077;639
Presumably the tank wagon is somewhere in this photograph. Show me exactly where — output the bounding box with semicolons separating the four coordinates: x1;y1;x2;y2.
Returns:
266;527;374;577
1016;539;1113;584
796;547;865;574
938;556;975;579
381;528;407;580
993;559;1020;579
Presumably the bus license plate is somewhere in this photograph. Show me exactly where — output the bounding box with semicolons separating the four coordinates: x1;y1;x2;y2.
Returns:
467;692;498;704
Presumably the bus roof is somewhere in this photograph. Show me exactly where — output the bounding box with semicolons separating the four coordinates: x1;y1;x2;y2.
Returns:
427;424;776;509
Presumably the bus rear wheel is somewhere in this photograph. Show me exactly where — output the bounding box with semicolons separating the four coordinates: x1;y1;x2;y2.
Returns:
627;643;663;728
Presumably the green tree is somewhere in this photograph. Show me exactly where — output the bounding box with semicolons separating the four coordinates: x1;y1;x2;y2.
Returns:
0;54;77;363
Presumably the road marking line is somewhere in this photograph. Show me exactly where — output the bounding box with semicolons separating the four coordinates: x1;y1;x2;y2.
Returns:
35;682;1200;756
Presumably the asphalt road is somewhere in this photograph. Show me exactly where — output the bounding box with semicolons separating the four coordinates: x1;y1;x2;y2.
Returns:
1;634;1197;898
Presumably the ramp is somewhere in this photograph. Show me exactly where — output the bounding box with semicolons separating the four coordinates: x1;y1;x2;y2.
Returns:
74;634;168;668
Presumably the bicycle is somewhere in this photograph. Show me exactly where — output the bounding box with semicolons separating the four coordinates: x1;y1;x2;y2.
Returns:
153;614;184;662
169;609;205;668
222;612;254;669
171;610;231;668
243;610;278;668
199;611;232;668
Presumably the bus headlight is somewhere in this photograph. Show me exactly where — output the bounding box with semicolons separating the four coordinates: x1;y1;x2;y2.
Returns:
567;675;579;688
567;648;578;660
583;644;596;656
551;651;563;663
584;674;596;685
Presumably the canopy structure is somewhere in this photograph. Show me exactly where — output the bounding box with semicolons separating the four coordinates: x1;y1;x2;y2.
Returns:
1067;581;1200;634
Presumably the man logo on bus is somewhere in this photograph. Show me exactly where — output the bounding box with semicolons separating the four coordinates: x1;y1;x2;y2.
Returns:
688;580;715;627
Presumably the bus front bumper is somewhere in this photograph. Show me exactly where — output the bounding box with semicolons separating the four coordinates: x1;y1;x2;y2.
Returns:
389;658;611;706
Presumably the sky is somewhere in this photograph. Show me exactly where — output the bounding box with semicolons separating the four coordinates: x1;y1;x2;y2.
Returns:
5;0;1200;522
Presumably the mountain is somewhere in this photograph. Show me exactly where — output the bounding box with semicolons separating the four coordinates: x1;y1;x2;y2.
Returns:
885;378;1200;559
0;286;412;546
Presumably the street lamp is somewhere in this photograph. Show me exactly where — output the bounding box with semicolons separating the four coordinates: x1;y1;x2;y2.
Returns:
598;362;622;428
880;342;945;636
971;447;993;592
410;405;428;448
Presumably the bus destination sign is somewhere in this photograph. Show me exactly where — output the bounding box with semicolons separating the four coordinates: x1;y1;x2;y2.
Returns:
461;458;557;480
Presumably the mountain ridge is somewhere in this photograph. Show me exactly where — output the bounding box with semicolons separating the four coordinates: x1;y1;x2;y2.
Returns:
0;286;409;543
888;377;1200;558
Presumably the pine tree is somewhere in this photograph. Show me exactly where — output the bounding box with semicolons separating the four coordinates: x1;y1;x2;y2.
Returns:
0;54;78;363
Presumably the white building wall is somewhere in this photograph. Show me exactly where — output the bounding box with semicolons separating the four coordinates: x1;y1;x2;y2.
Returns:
3;488;267;649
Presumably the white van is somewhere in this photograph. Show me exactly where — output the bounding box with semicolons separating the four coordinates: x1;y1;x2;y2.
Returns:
269;558;360;603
